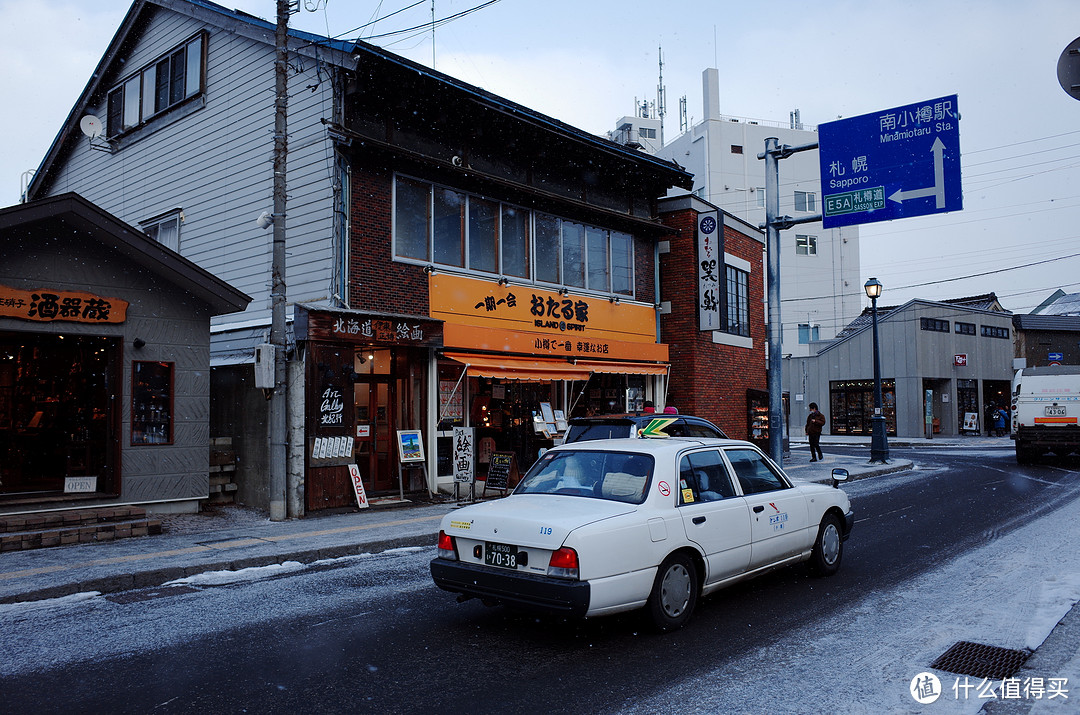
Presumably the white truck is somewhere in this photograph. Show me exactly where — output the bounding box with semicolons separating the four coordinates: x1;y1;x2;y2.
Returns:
1011;365;1080;463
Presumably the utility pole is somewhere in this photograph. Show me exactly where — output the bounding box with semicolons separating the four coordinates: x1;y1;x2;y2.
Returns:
759;138;821;465
269;0;291;521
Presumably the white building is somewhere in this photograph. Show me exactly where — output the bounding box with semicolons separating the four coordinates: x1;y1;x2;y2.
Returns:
621;68;863;358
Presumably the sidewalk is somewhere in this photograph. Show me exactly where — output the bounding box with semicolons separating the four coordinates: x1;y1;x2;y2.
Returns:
0;433;997;606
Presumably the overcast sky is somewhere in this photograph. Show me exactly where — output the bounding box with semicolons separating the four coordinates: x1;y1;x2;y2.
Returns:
2;0;1078;314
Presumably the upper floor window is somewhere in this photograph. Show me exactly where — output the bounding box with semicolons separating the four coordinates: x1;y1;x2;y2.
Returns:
393;175;634;297
107;33;205;138
730;145;743;154
921;317;949;333
140;209;182;252
795;234;817;255
756;188;765;208
640;127;657;139
982;325;1010;339
725;265;750;337
798;323;820;344
955;322;976;335
794;190;816;212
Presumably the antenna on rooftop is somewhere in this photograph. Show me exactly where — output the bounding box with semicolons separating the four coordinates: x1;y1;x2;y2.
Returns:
657;45;667;147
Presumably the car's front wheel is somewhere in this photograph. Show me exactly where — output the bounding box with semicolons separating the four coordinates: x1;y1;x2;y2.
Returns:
646;553;698;632
809;514;843;576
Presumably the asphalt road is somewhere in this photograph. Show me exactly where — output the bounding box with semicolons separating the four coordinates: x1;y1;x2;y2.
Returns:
3;443;1079;714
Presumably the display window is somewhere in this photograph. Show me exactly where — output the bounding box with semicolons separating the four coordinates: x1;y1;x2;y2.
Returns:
132;361;173;445
1;332;120;496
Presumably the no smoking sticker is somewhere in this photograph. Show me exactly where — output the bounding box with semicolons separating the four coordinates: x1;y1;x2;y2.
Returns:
657;481;671;497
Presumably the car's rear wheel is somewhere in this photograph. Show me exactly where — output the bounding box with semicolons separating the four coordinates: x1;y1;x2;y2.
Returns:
809;514;843;576
646;553;698;632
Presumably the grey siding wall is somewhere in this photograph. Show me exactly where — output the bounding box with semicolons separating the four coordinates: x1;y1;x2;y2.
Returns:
786;303;1015;438
1;231;215;503
43;7;339;329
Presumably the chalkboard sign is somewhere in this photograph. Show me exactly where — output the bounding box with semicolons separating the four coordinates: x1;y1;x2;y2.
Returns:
485;452;514;491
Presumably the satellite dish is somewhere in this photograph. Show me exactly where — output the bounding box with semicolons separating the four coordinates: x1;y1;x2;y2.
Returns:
80;115;103;138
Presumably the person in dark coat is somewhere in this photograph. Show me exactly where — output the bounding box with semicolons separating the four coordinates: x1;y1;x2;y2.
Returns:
805;402;826;462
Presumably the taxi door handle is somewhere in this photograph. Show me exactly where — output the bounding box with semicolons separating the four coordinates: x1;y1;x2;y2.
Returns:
692;516;706;525
753;505;765;513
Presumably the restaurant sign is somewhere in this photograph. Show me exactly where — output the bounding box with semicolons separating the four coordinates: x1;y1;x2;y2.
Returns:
0;285;128;324
294;306;442;348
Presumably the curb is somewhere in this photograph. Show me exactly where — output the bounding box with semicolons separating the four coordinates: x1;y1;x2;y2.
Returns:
0;532;437;605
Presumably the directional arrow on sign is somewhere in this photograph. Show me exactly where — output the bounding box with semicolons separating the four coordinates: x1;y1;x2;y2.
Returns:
888;137;946;208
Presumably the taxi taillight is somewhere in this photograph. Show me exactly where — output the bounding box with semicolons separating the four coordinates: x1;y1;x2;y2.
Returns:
437;530;457;560
546;547;579;579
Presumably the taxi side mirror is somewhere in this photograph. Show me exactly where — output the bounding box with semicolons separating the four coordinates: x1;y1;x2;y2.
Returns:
830;468;849;489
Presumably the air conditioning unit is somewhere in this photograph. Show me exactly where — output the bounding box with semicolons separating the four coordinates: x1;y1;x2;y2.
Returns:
254;344;275;388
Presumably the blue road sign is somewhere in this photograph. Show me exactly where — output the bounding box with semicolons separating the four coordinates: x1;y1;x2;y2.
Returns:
819;94;962;229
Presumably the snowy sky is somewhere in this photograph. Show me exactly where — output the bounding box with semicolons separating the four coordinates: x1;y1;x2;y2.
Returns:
2;0;1079;313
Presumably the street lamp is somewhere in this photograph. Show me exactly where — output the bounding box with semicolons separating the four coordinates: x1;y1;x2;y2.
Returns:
864;277;889;463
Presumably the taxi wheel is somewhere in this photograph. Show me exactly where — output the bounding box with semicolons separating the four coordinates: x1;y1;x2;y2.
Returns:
809;514;843;576
646;553;698;632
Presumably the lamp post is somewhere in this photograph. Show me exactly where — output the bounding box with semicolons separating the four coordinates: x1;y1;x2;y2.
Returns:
864;278;889;463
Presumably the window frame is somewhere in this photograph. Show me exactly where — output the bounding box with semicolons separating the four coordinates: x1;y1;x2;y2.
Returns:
955;321;976;335
920;317;950;333
724;264;750;337
795;234;818;256
139;209;183;252
105;32;206;139
794;190;817;213
391;174;636;299
981;325;1010;339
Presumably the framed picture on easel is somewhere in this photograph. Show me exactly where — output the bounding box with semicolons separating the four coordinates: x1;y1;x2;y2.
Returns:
396;429;425;463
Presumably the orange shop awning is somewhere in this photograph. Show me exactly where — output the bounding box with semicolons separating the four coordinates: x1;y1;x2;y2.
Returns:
442;353;592;381
442;353;669;381
578;360;670;376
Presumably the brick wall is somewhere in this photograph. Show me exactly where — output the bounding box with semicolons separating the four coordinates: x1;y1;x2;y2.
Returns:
658;208;767;440
347;166;429;314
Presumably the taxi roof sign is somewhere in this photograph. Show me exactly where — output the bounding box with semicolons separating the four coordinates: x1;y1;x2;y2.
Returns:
639;417;677;438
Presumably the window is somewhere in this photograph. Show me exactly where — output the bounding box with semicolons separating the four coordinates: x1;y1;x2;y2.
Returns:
468;197;498;273
726;448;788;495
132;361;173;445
106;33;204;138
725;265;750;337
392;176;634;297
982;325;1010;339
921;317;950;332
794;190;816;212
610;231;633;296
730;145;743;154
394;177;430;261
586;226;609;291
140;210;182;252
955;322;976;335
678;450;736;504
501;206;529;278
798;323;820;344
795;234;817;255
433;187;464;267
756;188;765;208
640;127;656;139
561;221;585;288
534;213;560;283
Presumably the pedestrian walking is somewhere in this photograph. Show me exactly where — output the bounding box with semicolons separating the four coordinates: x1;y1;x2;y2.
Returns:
806;402;826;462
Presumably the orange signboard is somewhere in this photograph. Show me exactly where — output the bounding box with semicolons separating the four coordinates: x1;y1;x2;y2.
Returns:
430;274;665;361
0;285;128;324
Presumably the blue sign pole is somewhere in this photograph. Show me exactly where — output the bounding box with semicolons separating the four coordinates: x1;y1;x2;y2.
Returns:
819;94;962;229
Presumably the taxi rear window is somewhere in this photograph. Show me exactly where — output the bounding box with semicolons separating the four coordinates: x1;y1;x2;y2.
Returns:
515;450;654;504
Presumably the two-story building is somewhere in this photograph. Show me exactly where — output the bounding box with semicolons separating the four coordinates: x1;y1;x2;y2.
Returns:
27;0;766;513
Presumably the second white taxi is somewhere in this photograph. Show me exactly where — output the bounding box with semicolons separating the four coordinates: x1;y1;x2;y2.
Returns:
430;436;853;631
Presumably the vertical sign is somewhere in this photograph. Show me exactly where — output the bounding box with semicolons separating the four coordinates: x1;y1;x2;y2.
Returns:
453;427;475;483
348;464;369;509
697;211;722;330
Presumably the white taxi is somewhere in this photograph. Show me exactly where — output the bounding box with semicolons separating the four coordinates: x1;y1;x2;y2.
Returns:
430;436;853;631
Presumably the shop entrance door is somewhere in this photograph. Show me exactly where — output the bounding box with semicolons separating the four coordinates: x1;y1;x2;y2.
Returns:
354;376;395;493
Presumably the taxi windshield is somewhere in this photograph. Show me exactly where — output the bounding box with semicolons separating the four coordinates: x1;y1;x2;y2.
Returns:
515;450;653;504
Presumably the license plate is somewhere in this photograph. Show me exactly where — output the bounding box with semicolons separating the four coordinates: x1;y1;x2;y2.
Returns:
1046;405;1067;417
484;541;518;569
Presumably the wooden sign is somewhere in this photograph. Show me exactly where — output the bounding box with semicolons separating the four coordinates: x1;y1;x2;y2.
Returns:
485;452;514;491
0;285;128;324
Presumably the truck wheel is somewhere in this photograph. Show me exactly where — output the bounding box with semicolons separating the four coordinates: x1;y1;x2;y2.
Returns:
1015;442;1036;464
